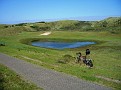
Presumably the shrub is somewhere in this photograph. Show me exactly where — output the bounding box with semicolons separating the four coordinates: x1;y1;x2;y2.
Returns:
0;42;6;46
57;54;74;64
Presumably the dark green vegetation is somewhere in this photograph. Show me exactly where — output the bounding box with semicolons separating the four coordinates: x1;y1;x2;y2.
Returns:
0;17;121;90
0;64;42;90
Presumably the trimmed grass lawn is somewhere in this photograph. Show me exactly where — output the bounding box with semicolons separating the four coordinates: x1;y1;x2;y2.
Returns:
0;31;121;90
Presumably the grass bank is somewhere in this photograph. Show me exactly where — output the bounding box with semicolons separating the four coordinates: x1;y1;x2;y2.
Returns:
0;31;121;90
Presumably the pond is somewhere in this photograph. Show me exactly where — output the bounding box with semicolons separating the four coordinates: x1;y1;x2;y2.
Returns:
31;41;95;49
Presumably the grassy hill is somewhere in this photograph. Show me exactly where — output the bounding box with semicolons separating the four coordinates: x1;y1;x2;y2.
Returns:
0;17;121;34
91;17;121;31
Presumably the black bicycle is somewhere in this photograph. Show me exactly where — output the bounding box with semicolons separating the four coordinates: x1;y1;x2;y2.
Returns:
83;59;93;67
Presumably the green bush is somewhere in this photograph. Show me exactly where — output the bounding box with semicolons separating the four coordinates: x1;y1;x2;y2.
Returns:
57;54;74;64
0;41;6;46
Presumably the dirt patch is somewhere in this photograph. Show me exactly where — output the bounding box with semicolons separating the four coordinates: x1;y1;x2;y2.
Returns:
96;75;121;83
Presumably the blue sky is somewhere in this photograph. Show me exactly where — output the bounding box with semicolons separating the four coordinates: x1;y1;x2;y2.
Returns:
0;0;121;24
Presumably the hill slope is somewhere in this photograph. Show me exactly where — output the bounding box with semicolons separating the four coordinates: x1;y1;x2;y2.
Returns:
0;17;121;33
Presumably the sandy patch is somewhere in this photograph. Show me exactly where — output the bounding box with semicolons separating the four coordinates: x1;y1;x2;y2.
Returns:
40;32;51;36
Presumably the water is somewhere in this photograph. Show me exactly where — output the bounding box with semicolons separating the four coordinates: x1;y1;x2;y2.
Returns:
31;41;95;49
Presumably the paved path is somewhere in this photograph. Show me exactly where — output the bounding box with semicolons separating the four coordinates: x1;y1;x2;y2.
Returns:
0;53;112;90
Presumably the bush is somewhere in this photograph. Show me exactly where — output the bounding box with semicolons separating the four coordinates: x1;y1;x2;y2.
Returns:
0;42;6;46
57;54;74;64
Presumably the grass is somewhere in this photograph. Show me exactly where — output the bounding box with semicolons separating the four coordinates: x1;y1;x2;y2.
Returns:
0;31;121;90
0;64;42;90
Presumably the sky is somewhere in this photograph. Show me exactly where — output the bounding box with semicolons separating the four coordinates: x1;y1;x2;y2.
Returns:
0;0;121;24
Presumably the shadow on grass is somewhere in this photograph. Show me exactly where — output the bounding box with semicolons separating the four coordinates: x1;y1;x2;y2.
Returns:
0;73;4;90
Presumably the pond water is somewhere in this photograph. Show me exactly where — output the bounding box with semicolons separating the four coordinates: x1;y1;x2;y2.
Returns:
31;41;95;49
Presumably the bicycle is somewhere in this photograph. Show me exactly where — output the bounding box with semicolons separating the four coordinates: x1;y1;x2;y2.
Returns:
76;52;93;68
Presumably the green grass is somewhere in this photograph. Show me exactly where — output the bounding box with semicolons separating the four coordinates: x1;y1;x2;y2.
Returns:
0;64;42;90
0;31;121;90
